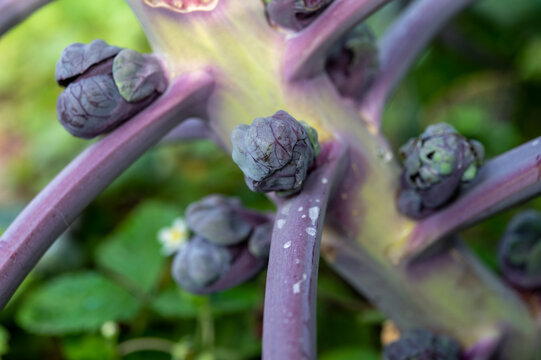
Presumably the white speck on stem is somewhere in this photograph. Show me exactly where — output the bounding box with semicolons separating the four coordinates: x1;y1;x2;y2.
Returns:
315;199;320;203
297;206;304;212
277;219;286;229
281;203;291;215
292;273;308;294
283;241;292;249
309;207;319;226
301;214;306;218
295;258;300;264
305;227;316;236
532;139;540;147
321;177;328;184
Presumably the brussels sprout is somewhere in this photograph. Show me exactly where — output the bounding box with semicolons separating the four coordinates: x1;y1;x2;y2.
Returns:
55;40;166;139
266;0;334;31
231;110;319;196
499;210;541;289
112;49;167;102
171;236;232;292
185;195;253;246
248;222;273;258
383;329;461;360
325;24;379;101
57;75;129;139
398;123;484;218
55;39;121;87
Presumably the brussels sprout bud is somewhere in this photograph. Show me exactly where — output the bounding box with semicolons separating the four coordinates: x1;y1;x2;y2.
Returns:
57;75;130;139
248;222;273;258
231;110;319;196
325;24;379;102
112;49;167;102
398;123;484;218
55;39;121;87
266;0;334;31
499;210;541;290
185;195;253;246
383;329;461;360
55;40;167;139
171;236;232;293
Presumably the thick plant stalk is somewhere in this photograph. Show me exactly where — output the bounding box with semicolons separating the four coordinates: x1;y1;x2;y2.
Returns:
321;231;539;359
359;0;479;129
406;136;541;259
0;71;214;308
284;0;393;81
0;0;52;36
263;142;347;360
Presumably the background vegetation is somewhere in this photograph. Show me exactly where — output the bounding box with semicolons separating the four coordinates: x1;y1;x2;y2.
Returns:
0;0;540;358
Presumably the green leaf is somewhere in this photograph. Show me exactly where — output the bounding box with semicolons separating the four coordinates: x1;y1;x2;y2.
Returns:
16;272;140;335
61;335;115;360
210;282;263;315
0;325;9;356
95;201;181;294
518;38;541;82
319;347;380;360
474;0;541;27
151;287;200;319
151;282;262;319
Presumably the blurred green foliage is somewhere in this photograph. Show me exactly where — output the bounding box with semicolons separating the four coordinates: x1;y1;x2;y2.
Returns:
0;0;541;359
16;272;140;335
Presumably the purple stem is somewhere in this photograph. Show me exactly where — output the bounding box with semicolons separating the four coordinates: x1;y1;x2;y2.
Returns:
193;246;267;295
0;71;215;308
283;0;393;81
359;0;479;129
262;142;348;360
406;136;541;259
463;335;502;360
0;0;52;36
160;117;210;143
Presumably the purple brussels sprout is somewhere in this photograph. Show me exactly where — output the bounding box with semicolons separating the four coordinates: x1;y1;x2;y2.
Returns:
231;110;320;196
171;236;232;293
266;0;334;31
397;123;484;218
498;210;541;290
185;195;253;246
325;24;379;102
248;222;273;258
55;39;121;87
383;329;461;360
55;39;167;139
173;194;274;294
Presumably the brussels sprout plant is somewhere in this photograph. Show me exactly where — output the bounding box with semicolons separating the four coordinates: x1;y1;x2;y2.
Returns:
1;0;541;359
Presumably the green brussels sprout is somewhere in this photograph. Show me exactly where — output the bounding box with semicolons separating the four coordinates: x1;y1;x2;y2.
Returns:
112;49;167;102
398;123;484;218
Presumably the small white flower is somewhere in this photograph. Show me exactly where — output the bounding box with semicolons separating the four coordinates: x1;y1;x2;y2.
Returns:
158;217;189;255
100;321;119;339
